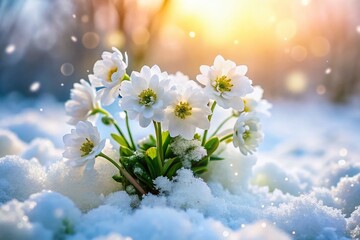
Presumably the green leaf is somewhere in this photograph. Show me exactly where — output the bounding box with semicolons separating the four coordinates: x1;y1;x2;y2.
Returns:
192;156;209;168
162;131;170;153
209;155;224;161
133;163;153;188
162;157;177;175
121;154;142;171
166;162;183;179
144;155;157;178
138;135;157;150
204;137;220;156
149;135;156;144
192;165;208;175
120;145;134;157
146;147;157;160
111;134;128;147
112;174;123;183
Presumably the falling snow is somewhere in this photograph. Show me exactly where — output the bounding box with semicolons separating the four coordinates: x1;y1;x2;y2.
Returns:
5;44;16;54
29;82;41;92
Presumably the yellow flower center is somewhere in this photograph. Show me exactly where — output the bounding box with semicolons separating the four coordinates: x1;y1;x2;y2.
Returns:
242;125;251;141
214;75;233;93
242;131;251;141
80;138;94;157
138;88;157;106
174;101;192;119
107;67;118;82
243;99;250;112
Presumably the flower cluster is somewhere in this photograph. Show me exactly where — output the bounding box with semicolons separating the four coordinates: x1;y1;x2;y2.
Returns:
63;48;271;196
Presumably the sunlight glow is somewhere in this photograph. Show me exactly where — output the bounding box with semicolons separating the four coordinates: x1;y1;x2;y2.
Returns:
171;0;244;44
285;71;308;94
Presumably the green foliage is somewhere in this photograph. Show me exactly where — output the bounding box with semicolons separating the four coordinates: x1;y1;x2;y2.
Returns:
120;145;134;157
111;133;128;147
115;132;222;195
204;137;220;156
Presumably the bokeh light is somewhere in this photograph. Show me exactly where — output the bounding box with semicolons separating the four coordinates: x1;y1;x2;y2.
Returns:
0;0;359;102
60;63;74;76
310;36;330;57
5;44;15;54
82;32;100;49
29;81;41;92
285;71;308;94
291;45;307;62
276;19;297;41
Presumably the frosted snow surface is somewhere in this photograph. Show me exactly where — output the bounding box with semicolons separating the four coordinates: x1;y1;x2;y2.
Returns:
0;95;359;240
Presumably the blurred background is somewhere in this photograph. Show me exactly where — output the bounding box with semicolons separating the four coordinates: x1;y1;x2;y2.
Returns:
0;0;359;102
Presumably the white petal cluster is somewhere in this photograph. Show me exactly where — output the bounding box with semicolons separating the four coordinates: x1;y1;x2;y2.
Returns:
65;51;269;158
65;79;99;125
89;47;128;106
119;65;174;127
169;72;200;89
196;55;253;111
233;112;263;155
63;121;106;170
242;85;272;116
164;84;211;140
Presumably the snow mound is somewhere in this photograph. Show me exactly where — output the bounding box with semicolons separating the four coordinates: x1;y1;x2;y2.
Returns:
0;199;52;240
21;138;62;167
347;207;360;239
73;206;290;240
203;145;257;194
251;162;302;195
0;129;26;157
332;173;360;216
47;159;121;211
265;195;347;239
0;191;80;240
23;191;81;238
0;155;46;203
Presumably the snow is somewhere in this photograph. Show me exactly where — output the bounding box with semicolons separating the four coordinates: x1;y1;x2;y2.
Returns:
0;156;46;203
348;208;360;239
170;137;207;168
0;97;359;239
265;195;347;239
47;143;122;211
0;129;26;157
332;174;360;217
21;138;62;167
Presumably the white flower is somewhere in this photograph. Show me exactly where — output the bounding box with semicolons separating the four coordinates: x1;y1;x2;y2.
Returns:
65;79;99;125
163;85;211;140
119;65;174;127
242;86;272;116
169;72;201;89
233;112;263;155
89;47;128;106
196;55;253;111
63;121;106;170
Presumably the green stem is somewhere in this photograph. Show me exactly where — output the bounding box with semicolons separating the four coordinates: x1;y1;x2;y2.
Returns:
210;115;234;138
202;101;217;145
90;108;110;116
153;121;164;170
125;111;136;150
93;108;132;149
112;120;131;148
220;133;233;142
97;152;146;195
